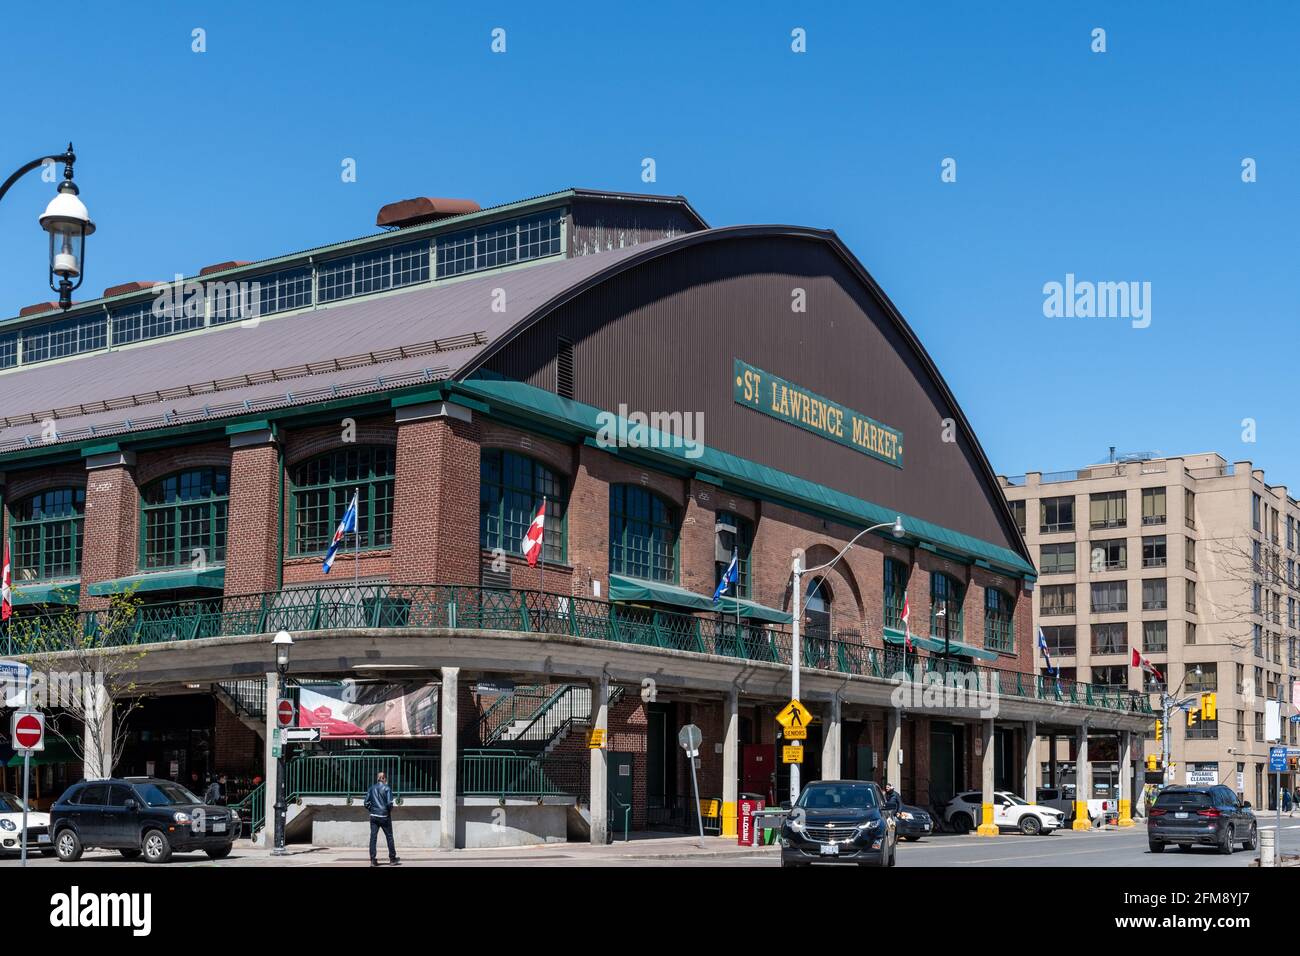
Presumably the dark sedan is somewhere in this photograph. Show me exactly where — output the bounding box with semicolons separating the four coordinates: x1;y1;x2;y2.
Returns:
1148;784;1256;855
895;804;933;841
780;780;897;867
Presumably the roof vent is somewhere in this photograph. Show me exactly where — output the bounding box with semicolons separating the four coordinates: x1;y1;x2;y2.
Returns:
199;260;251;277
103;280;160;298
375;197;480;230
18;302;61;317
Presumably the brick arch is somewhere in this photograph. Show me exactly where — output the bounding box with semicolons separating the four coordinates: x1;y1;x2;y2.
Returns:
478;422;574;479
796;542;866;637
135;454;232;490
283;419;398;470
5;467;87;504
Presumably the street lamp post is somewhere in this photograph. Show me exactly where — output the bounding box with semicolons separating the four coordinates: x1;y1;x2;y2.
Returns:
271;630;294;857
0;143;95;311
789;515;905;805
1154;665;1202;787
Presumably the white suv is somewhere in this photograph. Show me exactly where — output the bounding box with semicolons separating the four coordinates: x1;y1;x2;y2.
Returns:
943;790;1064;835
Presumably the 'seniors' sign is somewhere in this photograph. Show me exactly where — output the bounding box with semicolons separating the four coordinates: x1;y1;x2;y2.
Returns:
733;359;903;468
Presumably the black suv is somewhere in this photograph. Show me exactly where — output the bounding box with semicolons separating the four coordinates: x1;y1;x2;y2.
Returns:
780;780;897;867
50;777;241;864
1148;784;1256;855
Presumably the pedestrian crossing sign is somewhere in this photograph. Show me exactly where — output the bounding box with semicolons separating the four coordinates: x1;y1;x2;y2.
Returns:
776;699;812;739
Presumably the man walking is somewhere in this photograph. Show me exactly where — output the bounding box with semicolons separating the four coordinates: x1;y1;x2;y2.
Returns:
882;782;902;815
364;771;400;866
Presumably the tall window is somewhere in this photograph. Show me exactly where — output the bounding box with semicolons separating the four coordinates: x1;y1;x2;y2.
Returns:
714;511;752;598
930;572;963;643
805;578;831;642
291;447;394;555
1091;539;1126;571
1142;578;1167;611
1039;584;1076;616
883;558;909;629
1009;500;1026;535
141;469;229;570
1039;625;1075;655
1039;542;1075;575
10;487;85;581
1089;491;1127;529
609;485;677;581
1184;489;1195;529
479;450;566;564
1040;496;1074;533
984;588;1014;653
1143;621;1168;653
1141;487;1167;525
1091;622;1127;655
1142;535;1167;568
1090;580;1127;613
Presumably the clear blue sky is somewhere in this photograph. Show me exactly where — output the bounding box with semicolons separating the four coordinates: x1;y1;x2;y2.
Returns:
2;2;1295;480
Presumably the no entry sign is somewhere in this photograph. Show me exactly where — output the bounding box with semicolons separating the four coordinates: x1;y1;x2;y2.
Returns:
11;710;45;752
276;698;295;728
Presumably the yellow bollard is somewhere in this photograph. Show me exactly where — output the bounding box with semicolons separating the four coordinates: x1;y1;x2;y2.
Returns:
1072;801;1091;831
976;802;999;836
1117;798;1134;827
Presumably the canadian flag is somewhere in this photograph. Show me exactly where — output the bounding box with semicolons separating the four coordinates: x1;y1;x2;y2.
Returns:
521;500;546;567
1;540;10;622
1131;648;1164;682
901;596;912;652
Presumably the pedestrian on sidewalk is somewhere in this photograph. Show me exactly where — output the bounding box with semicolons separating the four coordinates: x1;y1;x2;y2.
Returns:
1283;787;1293;816
882;782;902;815
365;771;401;866
204;774;228;806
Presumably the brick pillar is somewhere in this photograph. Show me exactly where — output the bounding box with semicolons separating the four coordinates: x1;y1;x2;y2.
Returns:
679;480;717;596
225;430;281;595
391;402;481;586
566;445;611;599
80;452;139;609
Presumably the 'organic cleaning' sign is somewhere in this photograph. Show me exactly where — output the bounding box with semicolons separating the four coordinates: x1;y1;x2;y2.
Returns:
733;359;903;469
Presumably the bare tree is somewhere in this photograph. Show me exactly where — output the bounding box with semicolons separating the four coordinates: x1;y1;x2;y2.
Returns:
8;591;147;778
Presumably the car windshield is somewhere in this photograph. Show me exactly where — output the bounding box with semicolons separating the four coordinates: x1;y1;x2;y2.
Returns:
1155;790;1211;808
797;784;878;810
0;793;27;813
134;782;201;807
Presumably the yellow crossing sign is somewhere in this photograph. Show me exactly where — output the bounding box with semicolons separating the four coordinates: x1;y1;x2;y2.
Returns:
776;699;812;740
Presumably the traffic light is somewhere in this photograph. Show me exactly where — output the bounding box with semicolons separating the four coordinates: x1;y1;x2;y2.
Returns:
1201;693;1217;721
1146;754;1159;771
1187;708;1199;728
1155;719;1163;740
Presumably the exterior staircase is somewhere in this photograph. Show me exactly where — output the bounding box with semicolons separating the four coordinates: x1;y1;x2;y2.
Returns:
214;678;267;739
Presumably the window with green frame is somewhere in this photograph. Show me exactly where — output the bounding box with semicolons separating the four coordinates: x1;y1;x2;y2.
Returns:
290;446;395;555
10;487;85;582
479;449;566;563
930;571;964;643
715;511;752;598
984;587;1015;653
141;468;229;570
883;558;909;629
609;484;677;582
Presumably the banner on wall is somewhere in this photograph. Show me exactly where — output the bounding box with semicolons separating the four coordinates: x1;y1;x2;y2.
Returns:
297;682;439;738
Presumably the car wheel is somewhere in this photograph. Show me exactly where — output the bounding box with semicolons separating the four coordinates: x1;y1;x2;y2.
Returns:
1218;825;1234;855
1020;815;1042;836
950;813;972;834
1149;840;1165;853
119;848;142;859
902;835;921;842
142;829;172;864
205;844;232;860
55;829;83;862
1242;825;1257;851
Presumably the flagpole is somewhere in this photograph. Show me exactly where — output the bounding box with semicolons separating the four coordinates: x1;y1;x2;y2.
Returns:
354;487;361;626
539;496;546;595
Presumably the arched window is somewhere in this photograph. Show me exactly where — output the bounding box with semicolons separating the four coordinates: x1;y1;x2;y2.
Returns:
609;485;677;581
479;449;566;563
930;572;964;644
715;511;753;598
141;468;229;569
883;558;909;630
985;588;1015;653
10;487;85;581
291;446;395;556
805;577;832;642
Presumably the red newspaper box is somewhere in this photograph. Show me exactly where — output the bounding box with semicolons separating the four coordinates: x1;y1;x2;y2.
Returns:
738;797;765;846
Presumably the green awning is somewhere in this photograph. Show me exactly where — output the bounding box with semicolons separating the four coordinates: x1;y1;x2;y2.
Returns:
6;737;78;767
940;640;1000;662
87;566;226;597
608;574;716;612
882;627;947;653
454;376;1036;580
11;580;79;606
716;596;793;625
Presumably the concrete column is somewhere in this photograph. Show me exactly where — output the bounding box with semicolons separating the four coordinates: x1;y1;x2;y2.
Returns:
886;709;903;791
977;719;998;836
82;680;113;780
589;672;610;845
721;689;739;836
440;667;459;849
1023;720;1038;802
1072;722;1091;831
821;695;842;781
262;671;279;843
1048;733;1058;787
1117;731;1135;827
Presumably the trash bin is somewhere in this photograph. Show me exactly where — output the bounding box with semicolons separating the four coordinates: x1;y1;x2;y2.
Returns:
738;795;766;846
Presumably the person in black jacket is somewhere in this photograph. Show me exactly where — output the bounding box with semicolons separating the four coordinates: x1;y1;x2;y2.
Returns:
204;774;228;806
882;782;903;814
365;771;400;866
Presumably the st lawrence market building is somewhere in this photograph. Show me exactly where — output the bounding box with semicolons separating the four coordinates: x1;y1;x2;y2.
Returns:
0;189;1151;846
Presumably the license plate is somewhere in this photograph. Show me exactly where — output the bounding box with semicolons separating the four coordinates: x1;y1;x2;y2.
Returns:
37;834;50;843
1175;812;1188;819
819;843;839;856
212;822;226;833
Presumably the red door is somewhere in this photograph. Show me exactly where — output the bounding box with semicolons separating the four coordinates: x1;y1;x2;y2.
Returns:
743;745;775;803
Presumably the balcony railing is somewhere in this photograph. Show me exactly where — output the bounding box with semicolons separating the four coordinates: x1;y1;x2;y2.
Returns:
9;582;1152;714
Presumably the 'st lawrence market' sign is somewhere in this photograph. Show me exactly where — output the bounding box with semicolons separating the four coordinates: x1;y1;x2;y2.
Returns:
733;359;904;469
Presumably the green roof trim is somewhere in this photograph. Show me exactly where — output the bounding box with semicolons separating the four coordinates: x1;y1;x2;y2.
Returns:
88;566;226;597
608;574;715;612
225;419;275;436
938;640;1001;662
716;596;793;624
11;580;80;607
882;627;946;653
453;377;1035;578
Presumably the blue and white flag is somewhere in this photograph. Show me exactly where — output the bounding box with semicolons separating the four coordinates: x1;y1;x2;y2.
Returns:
1037;626;1056;676
322;491;358;573
713;549;738;604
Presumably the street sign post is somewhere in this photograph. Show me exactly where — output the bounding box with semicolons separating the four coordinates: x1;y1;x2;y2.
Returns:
276;698;295;727
282;727;321;743
678;724;705;844
10;705;43;869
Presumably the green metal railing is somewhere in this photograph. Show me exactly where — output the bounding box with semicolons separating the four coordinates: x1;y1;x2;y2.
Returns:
15;582;1153;714
230;783;265;838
